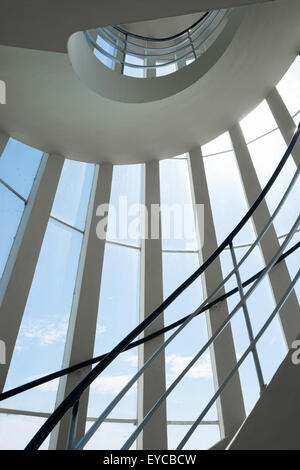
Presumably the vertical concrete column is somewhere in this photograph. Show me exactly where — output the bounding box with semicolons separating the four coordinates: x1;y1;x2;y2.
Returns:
188;148;246;439
266;87;300;167
49;163;113;449
230;123;300;347
0;130;9;157
137;161;168;450
0;153;64;391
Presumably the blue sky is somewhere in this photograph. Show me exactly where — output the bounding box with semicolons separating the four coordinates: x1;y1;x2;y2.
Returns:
0;57;299;450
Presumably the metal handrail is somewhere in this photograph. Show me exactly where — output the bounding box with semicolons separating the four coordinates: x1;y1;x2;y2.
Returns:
177;267;300;449
76;169;300;449
100;11;219;56
113;12;211;43
1;240;298;404
24;123;300;450
118;215;299;450
95;11;223;61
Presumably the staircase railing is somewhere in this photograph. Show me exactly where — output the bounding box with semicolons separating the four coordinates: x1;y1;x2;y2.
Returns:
83;9;232;77
18;121;300;450
1;239;298;405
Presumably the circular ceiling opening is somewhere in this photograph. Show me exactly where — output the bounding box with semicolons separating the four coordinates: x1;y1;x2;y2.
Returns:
68;8;244;103
84;10;231;79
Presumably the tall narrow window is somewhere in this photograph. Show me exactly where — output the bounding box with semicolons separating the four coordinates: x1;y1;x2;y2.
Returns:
3;160;94;417
240;100;278;144
276;56;300;121
86;164;142;448
203;135;256;246
240;99;300;238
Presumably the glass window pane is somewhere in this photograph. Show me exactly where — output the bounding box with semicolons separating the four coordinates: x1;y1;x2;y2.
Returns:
247;129;299;236
84;421;136;450
0;184;24;278
219;249;260;415
204;151;256;245
88;243;140;419
235;246;286;382
277;56;300;117
106;164;142;247
0;414;50;450
240;100;278;143
168;424;220;450
94;34;115;69
280;231;300;303
186;58;195;66
220;243;287;414
93;244;140;356
156;60;176;77
162;252;217;423
201;131;232;156
159;159;197;250
87;350;138;421
0;139;42;199
51;159;94;231
124;55;144;78
3;219;83;413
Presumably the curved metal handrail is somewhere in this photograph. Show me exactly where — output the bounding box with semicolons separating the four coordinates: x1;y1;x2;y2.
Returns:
84;9;231;76
24;123;300;450
121;217;300;449
85;11;228;68
101;11;218;55
75;216;299;449
1;240;298;405
177;266;300;449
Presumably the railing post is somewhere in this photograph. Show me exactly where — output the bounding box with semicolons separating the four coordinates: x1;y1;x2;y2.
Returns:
187;148;246;439
49;164;113;449
230;123;300;348
137;161;168;450
0;153;64;392
229;242;265;393
120;33;128;75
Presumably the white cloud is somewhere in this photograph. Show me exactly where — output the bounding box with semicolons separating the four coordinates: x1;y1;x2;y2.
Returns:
20;315;68;345
96;323;106;334
166;353;213;380
24;372;137;397
122;353;138;368
20;318;105;347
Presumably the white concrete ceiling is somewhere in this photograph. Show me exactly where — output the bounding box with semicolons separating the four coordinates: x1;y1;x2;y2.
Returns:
0;0;273;52
0;0;299;165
